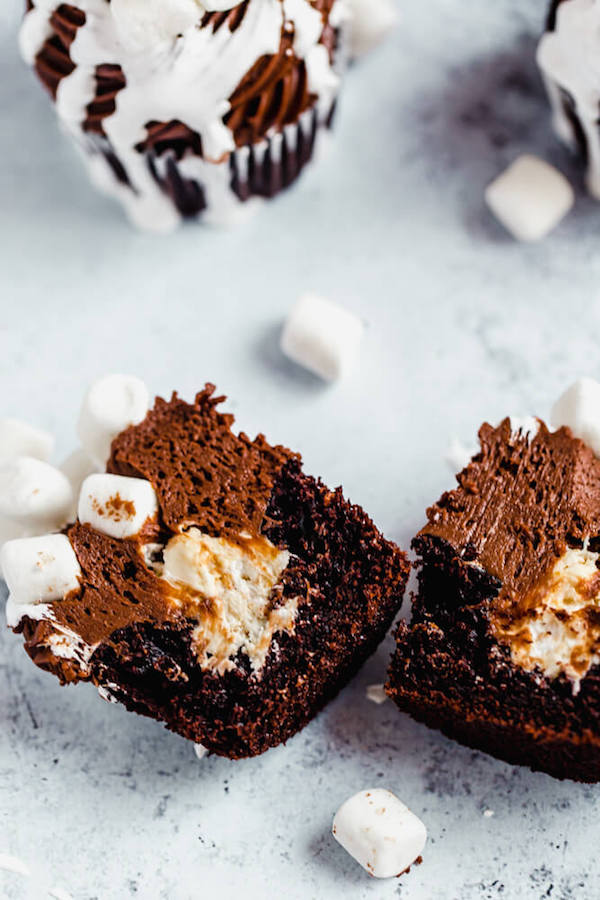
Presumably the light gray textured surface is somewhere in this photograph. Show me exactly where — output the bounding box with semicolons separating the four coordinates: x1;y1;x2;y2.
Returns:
2;0;600;897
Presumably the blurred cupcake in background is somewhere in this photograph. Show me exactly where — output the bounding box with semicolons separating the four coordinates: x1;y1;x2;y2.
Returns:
538;0;600;199
20;0;347;232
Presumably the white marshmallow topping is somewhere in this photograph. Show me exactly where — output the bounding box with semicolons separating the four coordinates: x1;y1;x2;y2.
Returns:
77;374;150;468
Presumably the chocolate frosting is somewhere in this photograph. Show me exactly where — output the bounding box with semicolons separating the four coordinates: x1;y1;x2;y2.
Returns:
28;0;338;150
420;418;600;599
57;521;172;646
108;385;296;540
21;386;296;671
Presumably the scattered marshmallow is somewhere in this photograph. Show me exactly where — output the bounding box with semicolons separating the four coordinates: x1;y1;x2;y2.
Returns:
281;293;364;381
483;809;495;818
0;418;53;463
347;0;398;58
78;473;158;539
111;0;204;49
1;534;82;609
333;789;426;879
485;155;574;242
366;683;388;705
551;377;600;456
445;437;478;473
77;374;150;468
194;743;209;760
0;457;73;532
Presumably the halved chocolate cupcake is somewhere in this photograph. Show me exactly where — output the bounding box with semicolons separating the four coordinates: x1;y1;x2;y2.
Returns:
20;0;346;231
388;396;600;782
4;385;408;758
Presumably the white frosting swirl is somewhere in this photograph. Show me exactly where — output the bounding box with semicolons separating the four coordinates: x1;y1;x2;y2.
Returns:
110;0;205;50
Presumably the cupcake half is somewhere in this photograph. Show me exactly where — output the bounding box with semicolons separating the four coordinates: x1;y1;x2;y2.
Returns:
21;0;347;231
3;384;408;758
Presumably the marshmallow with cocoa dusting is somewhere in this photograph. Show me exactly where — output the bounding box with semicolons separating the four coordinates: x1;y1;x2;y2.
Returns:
78;473;158;539
2;533;81;618
332;788;426;878
77;374;150;468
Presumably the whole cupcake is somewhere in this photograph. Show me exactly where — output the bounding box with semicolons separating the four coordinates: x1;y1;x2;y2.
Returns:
20;0;346;231
538;0;600;199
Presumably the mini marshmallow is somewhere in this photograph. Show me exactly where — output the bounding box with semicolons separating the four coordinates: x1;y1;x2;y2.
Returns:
366;683;388;705
78;473;158;539
445;437;478;473
0;457;73;531
485;155;574;242
60;449;99;519
1;534;82;607
281;293;364;381
77;374;150;468
111;0;204;49
194;743;209;760
551;377;600;456
0;519;30;578
0;418;54;463
332;789;426;879
348;0;398;58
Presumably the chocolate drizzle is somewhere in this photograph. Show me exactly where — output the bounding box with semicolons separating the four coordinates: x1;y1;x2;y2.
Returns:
27;0;338;149
29;3;127;135
32;3;83;98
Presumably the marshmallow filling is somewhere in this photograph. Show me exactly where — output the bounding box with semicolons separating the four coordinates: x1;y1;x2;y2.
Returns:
144;527;298;675
491;546;600;693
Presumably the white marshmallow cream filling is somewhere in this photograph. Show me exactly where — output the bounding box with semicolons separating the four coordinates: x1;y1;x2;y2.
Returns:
493;547;600;694
146;527;299;676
